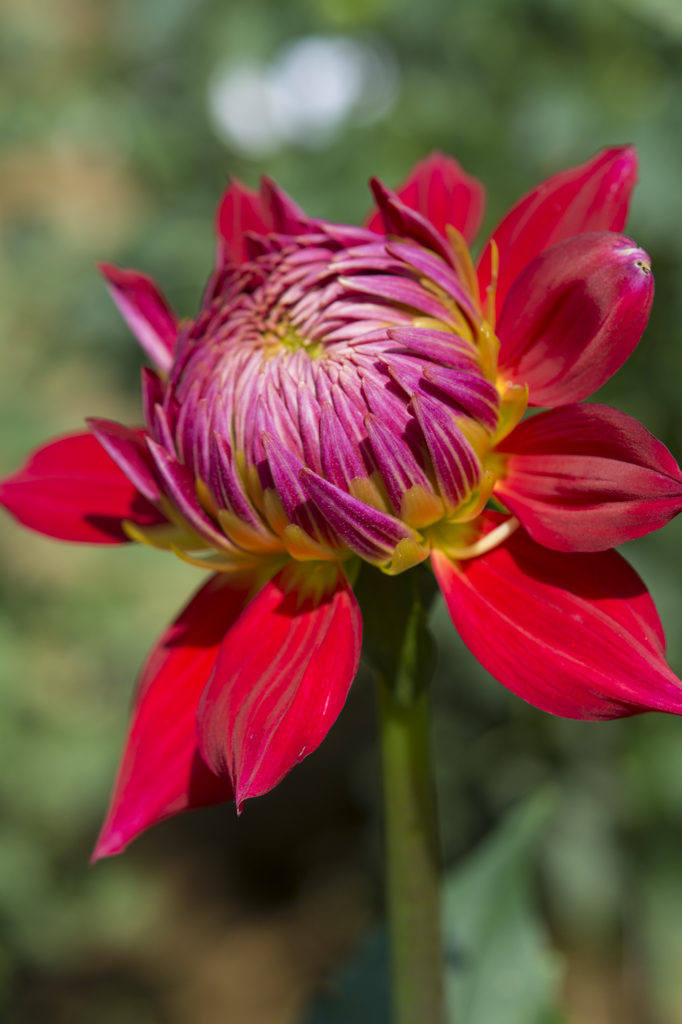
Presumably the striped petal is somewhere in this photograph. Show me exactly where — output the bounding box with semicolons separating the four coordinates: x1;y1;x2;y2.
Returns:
478;145;638;315
92;574;246;859
301;467;416;562
196;563;362;807
495;404;682;551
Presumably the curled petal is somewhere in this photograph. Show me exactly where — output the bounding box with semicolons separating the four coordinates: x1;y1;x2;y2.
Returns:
366;151;485;244
262;432;335;545
146;438;236;552
215;179;270;265
410;393;479;511
497;232;654;406
211;432;262;530
298;382;323;476
141;367;165;436
422;365;500;432
98;263;178;374
387;326;479;369
364;412;434;517
0;432;166;544
369;178;455;266
478;145;638;313
196;563;362;806
385;243;480;322
92;574;247;859
495;404;682;551
432;523;682;720
341;272;455;323
301;467;417;562
320;401;367;492
87;419;160;503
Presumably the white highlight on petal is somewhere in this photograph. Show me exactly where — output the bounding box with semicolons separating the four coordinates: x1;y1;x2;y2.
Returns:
208;35;399;156
448;517;520;560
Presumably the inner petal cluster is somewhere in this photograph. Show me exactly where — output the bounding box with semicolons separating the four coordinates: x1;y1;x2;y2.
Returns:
149;222;502;572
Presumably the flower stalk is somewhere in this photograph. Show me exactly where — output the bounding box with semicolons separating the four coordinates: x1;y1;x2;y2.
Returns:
379;647;447;1023
357;564;447;1024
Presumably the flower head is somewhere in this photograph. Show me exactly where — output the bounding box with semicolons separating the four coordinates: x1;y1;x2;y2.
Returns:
3;146;682;858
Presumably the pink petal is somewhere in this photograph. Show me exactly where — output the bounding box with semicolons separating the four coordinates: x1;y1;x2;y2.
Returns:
92;574;248;860
366;151;486;244
98;263;179;374
0;432;167;544
87;418;161;503
495;404;682;552
496;232;653;406
215;178;271;265
368;177;454;266
196;565;362;807
432;521;682;720
478;146;638;314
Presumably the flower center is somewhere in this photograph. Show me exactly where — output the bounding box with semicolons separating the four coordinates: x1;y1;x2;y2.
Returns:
150;225;522;573
262;319;324;360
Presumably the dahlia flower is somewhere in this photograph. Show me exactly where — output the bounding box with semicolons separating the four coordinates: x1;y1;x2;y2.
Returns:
3;146;682;862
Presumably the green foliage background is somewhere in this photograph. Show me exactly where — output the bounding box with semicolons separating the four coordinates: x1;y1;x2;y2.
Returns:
2;0;682;1021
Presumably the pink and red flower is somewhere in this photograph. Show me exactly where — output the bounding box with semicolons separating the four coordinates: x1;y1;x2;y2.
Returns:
3;146;682;859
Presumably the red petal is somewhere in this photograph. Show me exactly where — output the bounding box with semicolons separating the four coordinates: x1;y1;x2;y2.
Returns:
92;574;248;860
0;432;166;544
215;178;271;265
432;525;682;720
366;151;486;244
478;146;638;314
260;176;315;234
98;263;178;374
496;232;653;406
496;405;682;552
197;564;362;807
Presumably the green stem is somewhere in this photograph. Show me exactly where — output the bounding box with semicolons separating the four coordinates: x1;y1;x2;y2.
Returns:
377;583;448;1024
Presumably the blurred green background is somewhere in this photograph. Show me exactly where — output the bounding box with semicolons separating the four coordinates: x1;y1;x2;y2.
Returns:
3;0;682;1021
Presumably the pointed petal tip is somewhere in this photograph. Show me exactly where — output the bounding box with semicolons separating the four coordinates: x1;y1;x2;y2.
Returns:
480;144;642;313
197;565;362;803
90;830;126;864
367;154;485;243
433;520;682;720
259;176;313;235
97;262;178;373
215;178;271;264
